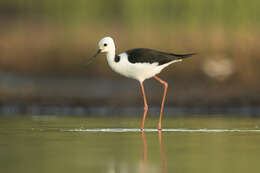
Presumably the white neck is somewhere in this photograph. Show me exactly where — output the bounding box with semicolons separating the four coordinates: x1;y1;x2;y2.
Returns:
106;48;116;66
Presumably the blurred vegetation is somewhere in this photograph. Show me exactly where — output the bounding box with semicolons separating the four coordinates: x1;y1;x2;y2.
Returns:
1;0;260;26
0;0;260;107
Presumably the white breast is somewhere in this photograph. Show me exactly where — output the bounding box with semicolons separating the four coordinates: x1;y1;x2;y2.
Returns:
106;53;180;82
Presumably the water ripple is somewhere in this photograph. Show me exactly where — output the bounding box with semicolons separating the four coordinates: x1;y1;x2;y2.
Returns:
64;128;260;133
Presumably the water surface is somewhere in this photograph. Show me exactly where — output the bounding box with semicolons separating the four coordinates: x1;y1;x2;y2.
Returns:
1;115;260;173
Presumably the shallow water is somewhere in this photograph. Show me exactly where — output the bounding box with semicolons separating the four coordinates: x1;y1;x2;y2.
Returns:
1;115;260;173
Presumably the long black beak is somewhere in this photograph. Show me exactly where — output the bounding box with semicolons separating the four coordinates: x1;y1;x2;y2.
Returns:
86;49;101;65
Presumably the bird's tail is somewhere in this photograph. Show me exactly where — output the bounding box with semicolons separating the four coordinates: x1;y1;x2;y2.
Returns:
169;53;196;60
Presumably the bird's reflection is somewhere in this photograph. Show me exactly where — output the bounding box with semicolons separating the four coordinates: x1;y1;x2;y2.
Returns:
141;131;147;173
141;131;167;173
158;131;167;173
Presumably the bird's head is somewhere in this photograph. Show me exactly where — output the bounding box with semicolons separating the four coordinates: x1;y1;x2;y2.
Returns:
86;37;115;65
98;37;115;53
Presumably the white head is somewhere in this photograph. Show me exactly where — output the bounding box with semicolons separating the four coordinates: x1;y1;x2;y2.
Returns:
98;37;115;53
87;37;116;65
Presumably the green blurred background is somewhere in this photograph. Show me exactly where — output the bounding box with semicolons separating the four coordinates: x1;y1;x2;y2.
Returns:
0;0;260;114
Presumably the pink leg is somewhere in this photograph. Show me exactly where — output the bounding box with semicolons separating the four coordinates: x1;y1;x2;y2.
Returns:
154;76;168;130
140;81;148;130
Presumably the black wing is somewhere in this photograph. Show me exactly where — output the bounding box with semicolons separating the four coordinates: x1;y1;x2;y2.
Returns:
126;48;195;65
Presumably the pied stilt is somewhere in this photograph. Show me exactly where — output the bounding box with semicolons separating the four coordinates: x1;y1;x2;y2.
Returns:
88;37;195;130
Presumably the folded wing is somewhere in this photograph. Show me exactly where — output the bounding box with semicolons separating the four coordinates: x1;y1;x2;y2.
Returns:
126;48;195;65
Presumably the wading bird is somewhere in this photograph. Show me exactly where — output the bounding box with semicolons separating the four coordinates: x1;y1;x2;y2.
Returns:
88;37;195;130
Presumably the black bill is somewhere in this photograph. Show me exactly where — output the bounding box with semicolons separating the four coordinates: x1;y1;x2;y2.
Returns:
86;49;101;65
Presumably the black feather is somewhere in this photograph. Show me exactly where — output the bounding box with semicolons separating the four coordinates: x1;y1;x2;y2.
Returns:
126;48;195;65
114;55;120;62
